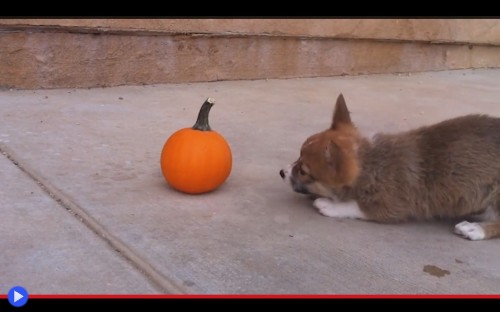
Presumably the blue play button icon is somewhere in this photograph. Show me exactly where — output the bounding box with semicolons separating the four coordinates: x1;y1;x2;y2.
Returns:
8;286;28;307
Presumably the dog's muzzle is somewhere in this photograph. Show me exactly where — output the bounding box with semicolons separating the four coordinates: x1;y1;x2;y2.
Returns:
280;165;310;195
291;182;310;194
280;164;293;181
279;169;286;179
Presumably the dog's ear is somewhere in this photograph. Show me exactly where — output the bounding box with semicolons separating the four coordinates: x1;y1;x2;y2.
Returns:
331;93;352;129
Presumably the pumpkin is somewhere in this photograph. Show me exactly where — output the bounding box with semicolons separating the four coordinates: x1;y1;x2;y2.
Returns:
160;98;232;194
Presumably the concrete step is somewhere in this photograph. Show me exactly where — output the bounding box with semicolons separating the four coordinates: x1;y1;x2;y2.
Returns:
1;20;500;89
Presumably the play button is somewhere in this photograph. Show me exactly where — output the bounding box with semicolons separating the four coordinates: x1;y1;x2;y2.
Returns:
8;286;28;307
14;291;23;302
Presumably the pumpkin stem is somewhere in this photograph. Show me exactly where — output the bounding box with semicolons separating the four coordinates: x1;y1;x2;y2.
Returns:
192;98;215;131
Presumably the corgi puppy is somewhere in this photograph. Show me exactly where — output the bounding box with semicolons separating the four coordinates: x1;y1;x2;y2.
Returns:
280;94;500;240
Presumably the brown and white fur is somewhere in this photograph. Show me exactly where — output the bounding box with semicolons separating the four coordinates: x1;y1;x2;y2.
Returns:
280;94;500;240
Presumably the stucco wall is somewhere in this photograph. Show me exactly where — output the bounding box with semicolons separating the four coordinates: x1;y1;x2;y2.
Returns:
2;19;500;44
1;19;499;89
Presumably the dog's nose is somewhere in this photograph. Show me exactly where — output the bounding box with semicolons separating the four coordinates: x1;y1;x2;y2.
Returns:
279;169;285;179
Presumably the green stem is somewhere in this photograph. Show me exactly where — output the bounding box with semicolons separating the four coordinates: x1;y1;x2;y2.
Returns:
192;98;215;131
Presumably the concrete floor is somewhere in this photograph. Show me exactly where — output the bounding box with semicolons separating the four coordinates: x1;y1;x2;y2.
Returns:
1;69;500;295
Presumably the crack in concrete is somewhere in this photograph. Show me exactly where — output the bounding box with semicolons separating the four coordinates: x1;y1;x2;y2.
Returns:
0;142;188;294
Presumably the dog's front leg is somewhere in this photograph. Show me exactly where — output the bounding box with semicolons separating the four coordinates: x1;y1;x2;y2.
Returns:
313;198;367;220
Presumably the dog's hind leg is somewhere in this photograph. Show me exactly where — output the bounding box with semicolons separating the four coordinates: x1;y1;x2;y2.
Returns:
454;221;500;241
454;200;500;240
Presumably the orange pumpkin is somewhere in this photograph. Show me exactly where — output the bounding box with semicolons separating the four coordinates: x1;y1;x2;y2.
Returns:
160;98;232;194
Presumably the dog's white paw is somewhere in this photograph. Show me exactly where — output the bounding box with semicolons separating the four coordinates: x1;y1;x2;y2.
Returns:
313;198;337;217
454;221;486;241
313;198;366;219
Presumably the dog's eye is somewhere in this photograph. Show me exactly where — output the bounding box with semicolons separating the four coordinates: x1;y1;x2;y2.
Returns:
299;167;306;175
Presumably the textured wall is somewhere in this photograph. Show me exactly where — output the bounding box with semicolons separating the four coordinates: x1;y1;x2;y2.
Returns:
1;19;499;89
2;19;500;44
